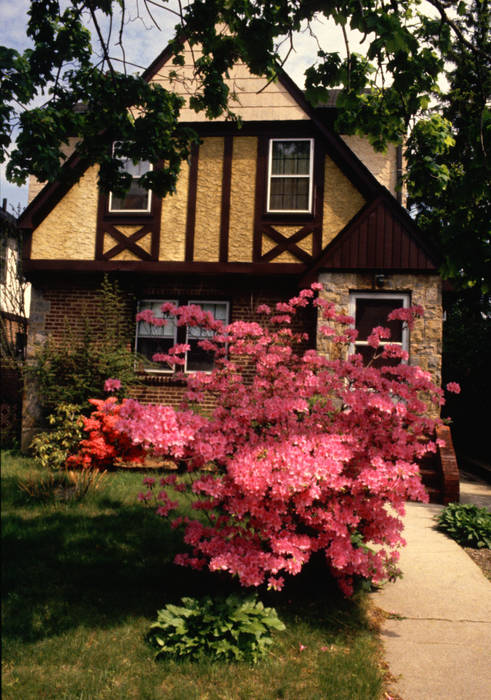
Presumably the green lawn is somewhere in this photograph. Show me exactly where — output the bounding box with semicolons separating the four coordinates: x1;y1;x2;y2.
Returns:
2;451;385;699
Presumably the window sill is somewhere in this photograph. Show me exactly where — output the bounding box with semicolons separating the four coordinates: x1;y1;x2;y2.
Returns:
136;371;187;386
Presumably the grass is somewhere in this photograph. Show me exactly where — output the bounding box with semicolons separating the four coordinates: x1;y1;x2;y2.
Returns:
2;450;385;699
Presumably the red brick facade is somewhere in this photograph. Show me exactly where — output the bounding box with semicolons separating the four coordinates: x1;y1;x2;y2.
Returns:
25;272;315;413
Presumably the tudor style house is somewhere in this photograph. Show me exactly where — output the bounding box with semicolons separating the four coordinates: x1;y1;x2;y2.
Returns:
18;39;457;499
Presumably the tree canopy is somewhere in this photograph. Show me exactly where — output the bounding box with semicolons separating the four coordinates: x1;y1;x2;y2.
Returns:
1;0;490;289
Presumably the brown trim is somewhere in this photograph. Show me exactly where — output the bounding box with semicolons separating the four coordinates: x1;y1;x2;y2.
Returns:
184;121;322;138
18;154;90;231
141;33;185;82
219;135;233;262
24;260;307;276
312;141;325;257
300;195;439;286
102;224;154;261
185;142;199;262
274;69;381;200
260;224;313;264
150;183;163;259
253;137;267;261
0;310;28;324
95;189;105;259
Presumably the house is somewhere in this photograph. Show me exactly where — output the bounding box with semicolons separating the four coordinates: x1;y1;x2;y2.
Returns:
17;39;457;498
1;200;30;445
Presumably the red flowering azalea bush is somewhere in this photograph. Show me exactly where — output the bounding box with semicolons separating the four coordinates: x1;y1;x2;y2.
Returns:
67;396;146;470
111;286;455;595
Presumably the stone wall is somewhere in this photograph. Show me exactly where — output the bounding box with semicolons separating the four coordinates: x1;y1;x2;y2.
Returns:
317;271;443;387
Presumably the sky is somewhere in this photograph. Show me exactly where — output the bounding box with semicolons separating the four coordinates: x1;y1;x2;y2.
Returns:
0;0;440;214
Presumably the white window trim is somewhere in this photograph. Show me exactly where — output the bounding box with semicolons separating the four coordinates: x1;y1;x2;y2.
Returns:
349;292;410;362
184;300;230;374
266;138;314;214
135;299;178;374
108;143;153;213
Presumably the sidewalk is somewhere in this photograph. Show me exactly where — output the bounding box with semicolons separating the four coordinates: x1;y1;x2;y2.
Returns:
371;476;491;700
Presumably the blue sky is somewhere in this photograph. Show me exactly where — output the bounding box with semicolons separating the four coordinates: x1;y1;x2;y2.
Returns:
0;0;373;214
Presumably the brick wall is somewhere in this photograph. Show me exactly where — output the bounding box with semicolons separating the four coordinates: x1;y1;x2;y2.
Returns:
22;273;314;446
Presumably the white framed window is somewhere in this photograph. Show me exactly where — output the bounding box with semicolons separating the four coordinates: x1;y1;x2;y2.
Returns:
349;292;410;367
267;138;314;213
135;299;229;374
135;299;177;373
185;301;230;373
109;144;152;212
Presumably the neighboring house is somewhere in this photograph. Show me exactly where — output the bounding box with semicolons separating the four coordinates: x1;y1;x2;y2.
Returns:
18;42;445;459
1;200;30;445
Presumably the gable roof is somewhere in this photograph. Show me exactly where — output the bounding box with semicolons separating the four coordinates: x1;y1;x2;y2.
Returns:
18;33;435;280
301;194;439;285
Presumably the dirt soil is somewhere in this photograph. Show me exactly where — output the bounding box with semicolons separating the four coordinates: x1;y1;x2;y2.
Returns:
463;547;491;581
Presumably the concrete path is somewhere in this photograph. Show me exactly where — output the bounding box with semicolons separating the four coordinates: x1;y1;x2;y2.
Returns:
371;476;491;700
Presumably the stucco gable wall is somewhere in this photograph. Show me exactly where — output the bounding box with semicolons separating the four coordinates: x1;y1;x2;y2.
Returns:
149;45;309;122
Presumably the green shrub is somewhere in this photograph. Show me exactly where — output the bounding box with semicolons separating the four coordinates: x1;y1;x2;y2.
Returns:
435;503;491;549
29;276;139;417
30;403;84;470
147;595;285;662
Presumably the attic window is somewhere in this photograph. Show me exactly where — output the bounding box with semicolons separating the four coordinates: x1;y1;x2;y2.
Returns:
267;139;313;213
109;149;152;213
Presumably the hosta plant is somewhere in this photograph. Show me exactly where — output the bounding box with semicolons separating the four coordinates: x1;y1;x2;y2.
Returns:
147;595;285;662
435;503;491;549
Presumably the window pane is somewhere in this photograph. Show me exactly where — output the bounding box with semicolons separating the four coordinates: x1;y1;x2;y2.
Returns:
111;180;150;211
272;141;310;175
186;339;215;372
355;343;402;368
269;177;309;211
123;158;151;177
138;337;175;365
186;302;229;371
356;299;403;342
137;301;176;338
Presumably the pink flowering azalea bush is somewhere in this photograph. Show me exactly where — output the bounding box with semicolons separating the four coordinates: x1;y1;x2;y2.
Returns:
114;286;450;595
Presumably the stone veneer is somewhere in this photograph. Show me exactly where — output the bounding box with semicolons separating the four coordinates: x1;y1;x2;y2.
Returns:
316;271;443;388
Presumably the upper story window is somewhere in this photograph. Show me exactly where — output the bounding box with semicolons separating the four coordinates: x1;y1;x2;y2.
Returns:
349;292;410;367
109;146;152;213
267;138;314;213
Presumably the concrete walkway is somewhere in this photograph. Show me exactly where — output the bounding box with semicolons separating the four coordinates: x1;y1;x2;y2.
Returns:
371;476;491;700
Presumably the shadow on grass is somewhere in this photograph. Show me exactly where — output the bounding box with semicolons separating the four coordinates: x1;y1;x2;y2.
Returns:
2;497;246;644
3;469;370;649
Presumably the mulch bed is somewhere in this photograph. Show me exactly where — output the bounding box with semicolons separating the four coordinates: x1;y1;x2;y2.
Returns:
463;547;491;581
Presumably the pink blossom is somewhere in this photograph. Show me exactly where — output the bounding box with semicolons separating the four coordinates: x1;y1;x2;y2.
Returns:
114;289;454;594
104;378;121;393
446;382;461;394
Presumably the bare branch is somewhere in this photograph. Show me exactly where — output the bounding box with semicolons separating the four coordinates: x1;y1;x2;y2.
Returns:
425;0;491;60
88;6;117;78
